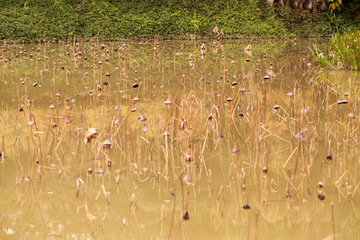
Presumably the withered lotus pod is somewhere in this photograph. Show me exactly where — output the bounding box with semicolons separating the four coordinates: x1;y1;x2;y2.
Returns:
84;128;98;145
337;100;348;105
103;139;112;149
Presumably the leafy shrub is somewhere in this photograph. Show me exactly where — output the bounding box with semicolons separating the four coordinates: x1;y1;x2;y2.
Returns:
311;31;360;70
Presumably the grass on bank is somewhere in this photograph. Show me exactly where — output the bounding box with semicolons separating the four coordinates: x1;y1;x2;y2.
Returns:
0;0;359;42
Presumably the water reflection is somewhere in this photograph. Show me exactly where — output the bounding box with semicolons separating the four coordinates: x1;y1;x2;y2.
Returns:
0;39;359;239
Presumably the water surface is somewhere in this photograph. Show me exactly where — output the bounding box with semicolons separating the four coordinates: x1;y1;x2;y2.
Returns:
0;39;360;239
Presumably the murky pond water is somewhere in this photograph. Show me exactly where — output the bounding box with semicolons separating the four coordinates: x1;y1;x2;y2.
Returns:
0;39;360;239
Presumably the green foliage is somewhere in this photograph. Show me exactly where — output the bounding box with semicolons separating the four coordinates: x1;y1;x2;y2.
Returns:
0;0;359;42
310;45;334;69
311;31;360;70
326;0;360;33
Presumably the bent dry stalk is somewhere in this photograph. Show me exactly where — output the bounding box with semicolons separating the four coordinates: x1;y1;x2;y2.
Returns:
0;39;359;239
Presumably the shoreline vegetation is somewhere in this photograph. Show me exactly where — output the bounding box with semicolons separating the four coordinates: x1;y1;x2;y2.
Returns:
0;0;359;43
311;30;360;70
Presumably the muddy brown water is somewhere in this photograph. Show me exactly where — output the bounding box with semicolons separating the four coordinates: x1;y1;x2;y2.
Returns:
0;39;359;239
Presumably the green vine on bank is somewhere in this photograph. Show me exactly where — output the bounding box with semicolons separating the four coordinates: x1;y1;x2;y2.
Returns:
0;0;359;42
